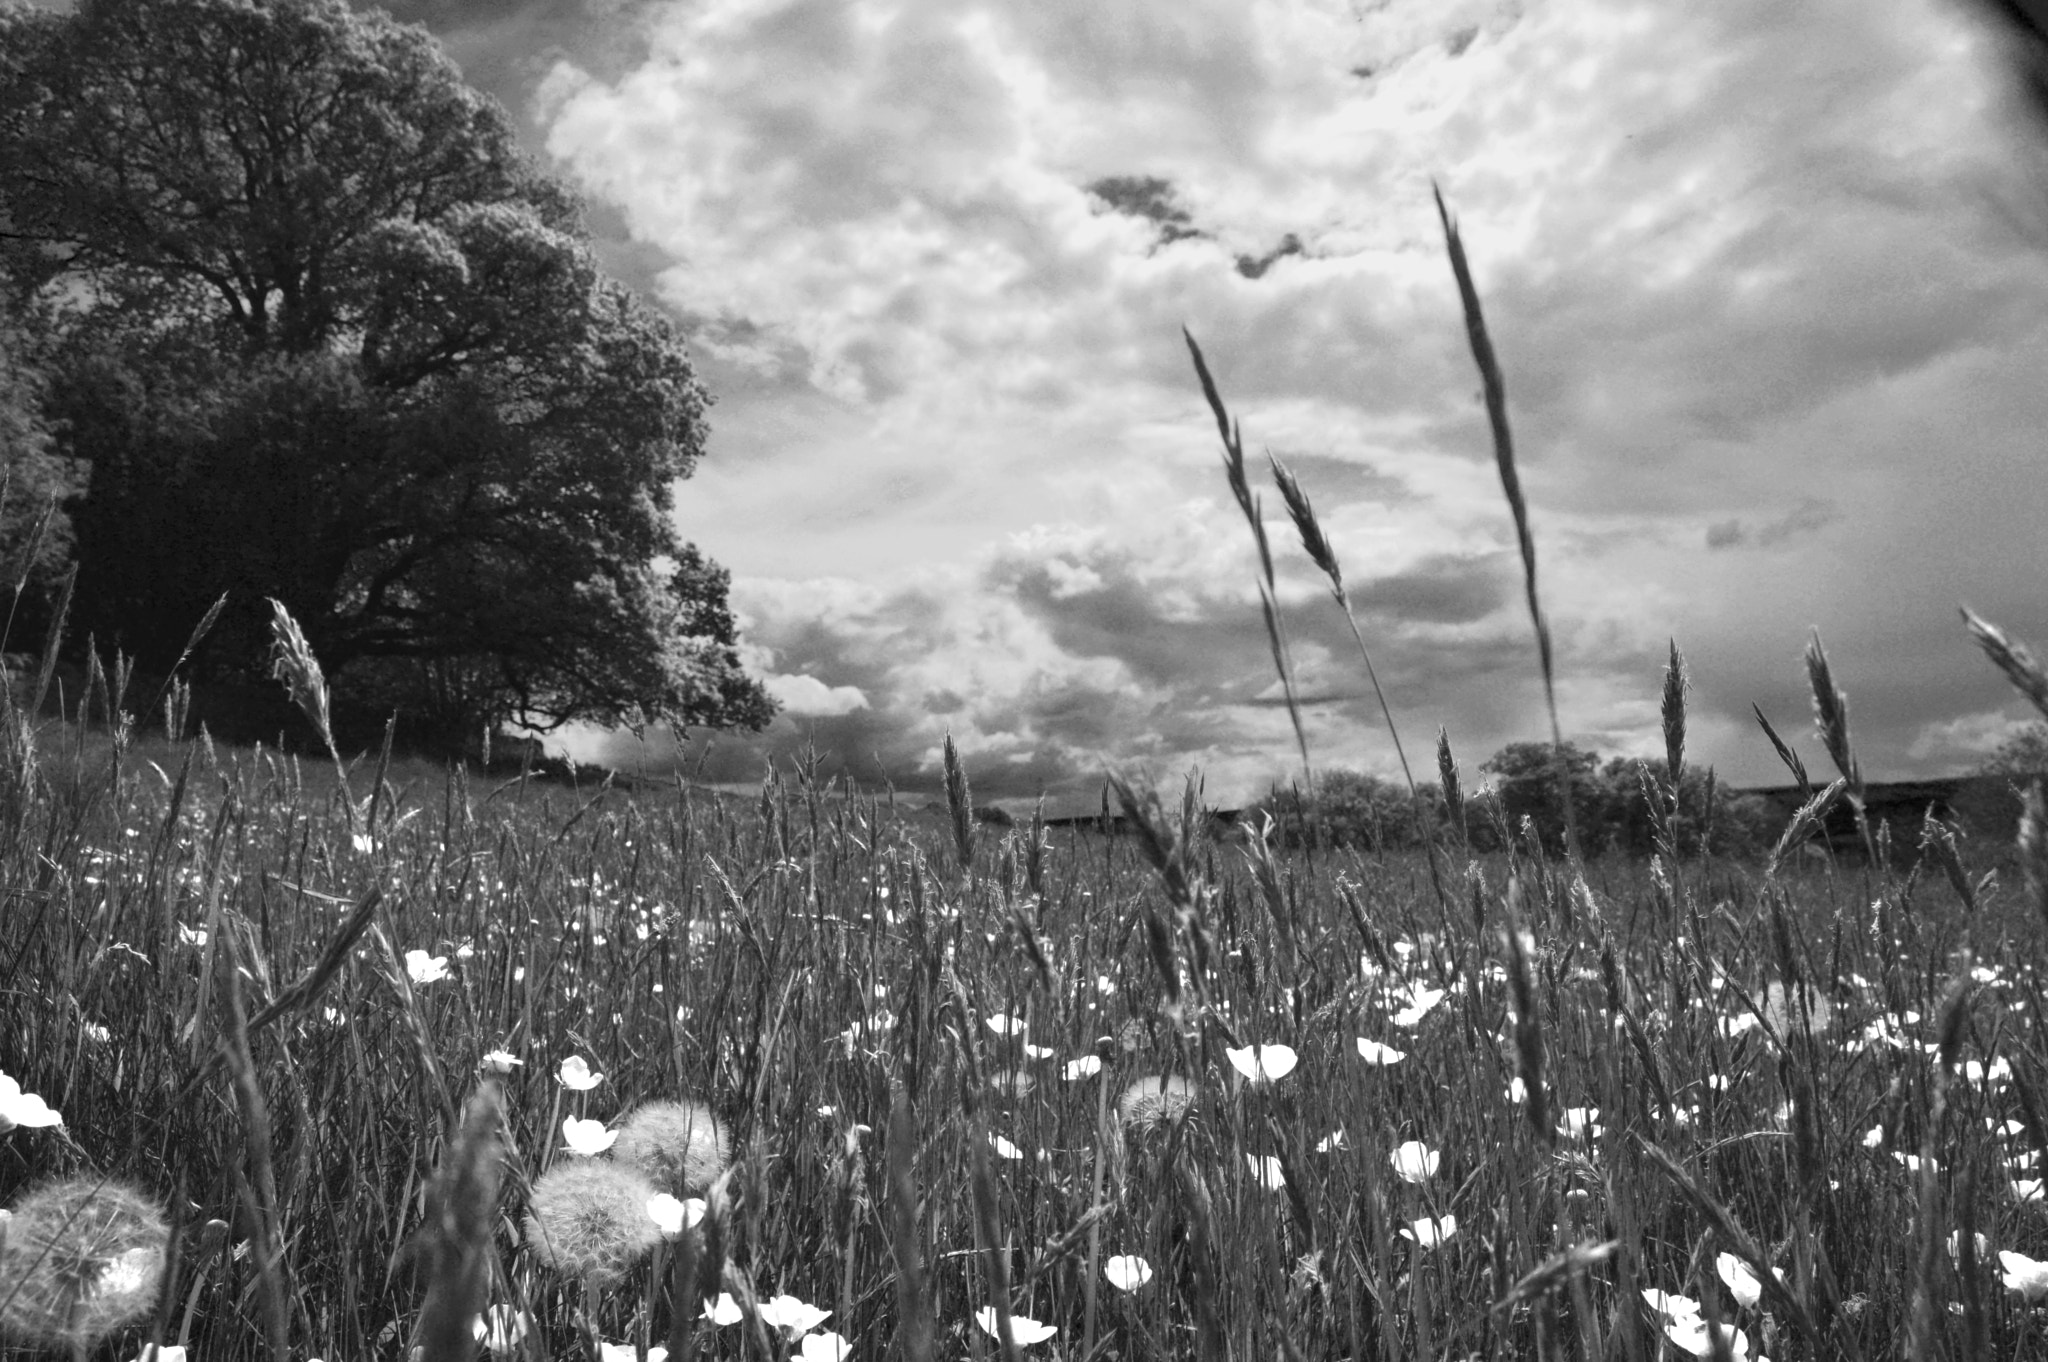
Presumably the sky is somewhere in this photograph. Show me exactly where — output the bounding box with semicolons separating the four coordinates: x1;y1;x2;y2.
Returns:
367;0;2048;812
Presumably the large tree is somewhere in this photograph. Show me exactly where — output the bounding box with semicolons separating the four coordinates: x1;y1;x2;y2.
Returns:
0;0;774;742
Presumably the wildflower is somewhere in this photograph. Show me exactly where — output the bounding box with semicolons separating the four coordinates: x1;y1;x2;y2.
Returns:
702;1293;744;1325
985;1013;1027;1036
558;1056;604;1090
1862;1126;1883;1149
1641;1288;1701;1321
973;1307;1057;1346
1716;1251;1779;1309
1246;1154;1286;1191
756;1295;830;1336
1391;985;1445;1028
646;1194;705;1239
561;1116;618;1156
1225;1044;1298;1084
989;1133;1024;1161
598;1344;669;1362
473;1306;530;1353
1390;1141;1439;1184
2002;1250;2048;1302
1023;1043;1056;1060
1950;1230;1990;1263
1558;1107;1602;1140
796;1332;850;1362
132;1346;187;1362
1316;1129;1347;1152
1104;1255;1153;1291
1505;1078;1528;1104
403;950;450;985
2015;1178;2045;1204
0;1074;61;1133
1064;1056;1102;1080
176;923;207;949
523;1162;662;1284
1401;1215;1457;1249
0;1177;169;1351
1664;1316;1751;1359
613;1099;729;1195
1117;1076;1194;1131
482;1050;522;1074
1355;1039;1406;1065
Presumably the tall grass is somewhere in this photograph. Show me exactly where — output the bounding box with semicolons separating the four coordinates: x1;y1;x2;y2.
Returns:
4;201;2048;1362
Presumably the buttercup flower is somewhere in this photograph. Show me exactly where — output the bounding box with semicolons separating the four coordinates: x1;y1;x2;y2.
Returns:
647;1193;705;1239
1390;1141;1440;1183
702;1293;744;1326
1355;1039;1406;1065
1225;1044;1298;1084
1104;1255;1153;1291
0;1073;61;1133
473;1305;530;1353
795;1331;850;1362
558;1056;604;1090
1401;1215;1457;1249
2002;1250;2048;1302
1246;1154;1286;1191
1064;1056;1102;1080
405;950;449;984
974;1307;1056;1346
756;1294;830;1336
561;1116;618;1156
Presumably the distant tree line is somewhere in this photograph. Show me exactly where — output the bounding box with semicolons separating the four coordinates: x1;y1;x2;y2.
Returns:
0;0;775;754
1250;741;1777;859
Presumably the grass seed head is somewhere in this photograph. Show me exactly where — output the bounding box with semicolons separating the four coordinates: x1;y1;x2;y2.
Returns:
0;1177;169;1351
613;1099;729;1196
523;1161;661;1285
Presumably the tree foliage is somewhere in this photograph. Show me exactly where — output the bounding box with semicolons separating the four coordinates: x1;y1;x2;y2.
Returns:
1254;744;1772;860
0;0;774;744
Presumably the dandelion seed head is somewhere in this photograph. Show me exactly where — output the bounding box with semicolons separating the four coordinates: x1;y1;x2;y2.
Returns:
523;1162;661;1284
0;1177;169;1350
612;1099;729;1195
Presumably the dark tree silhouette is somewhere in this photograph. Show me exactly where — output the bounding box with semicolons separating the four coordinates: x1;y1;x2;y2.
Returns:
0;0;774;743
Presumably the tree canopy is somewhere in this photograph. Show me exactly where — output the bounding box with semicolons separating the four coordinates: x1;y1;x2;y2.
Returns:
0;0;774;744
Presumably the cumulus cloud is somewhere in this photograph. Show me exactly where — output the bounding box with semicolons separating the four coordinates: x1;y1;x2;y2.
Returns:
410;0;2048;799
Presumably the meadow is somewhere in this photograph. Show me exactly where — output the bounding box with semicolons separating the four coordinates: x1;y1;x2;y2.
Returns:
9;196;2048;1362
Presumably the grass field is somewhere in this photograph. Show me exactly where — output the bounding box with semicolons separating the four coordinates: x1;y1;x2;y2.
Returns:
9;194;2048;1362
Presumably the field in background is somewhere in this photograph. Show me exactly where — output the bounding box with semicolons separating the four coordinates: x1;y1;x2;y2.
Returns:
3;697;2047;1362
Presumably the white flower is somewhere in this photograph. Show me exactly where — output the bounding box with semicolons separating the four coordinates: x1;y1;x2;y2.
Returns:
1641;1288;1701;1321
1663;1316;1751;1359
483;1049;522;1073
647;1193;706;1238
1225;1044;1298;1083
1246;1154;1287;1190
1557;1107;1602;1139
757;1295;831;1337
2017;1178;2046;1204
1104;1255;1153;1291
133;1346;188;1362
1023;1043;1056;1060
561;1116;617;1155
352;831;376;855
985;1013;1027;1036
1716;1251;1779;1309
1390;1141;1439;1183
989;1133;1025;1160
558;1055;604;1089
2002;1249;2048;1302
1505;1077;1528;1104
1064;1055;1102;1080
177;923;207;948
598;1344;669;1362
405;949;449;984
1862;1125;1883;1149
1401;1215;1457;1248
702;1293;744;1326
1355;1038;1407;1065
1391;984;1445;1027
473;1305;531;1353
1316;1129;1347;1152
0;1072;62;1132
795;1332;850;1362
974;1307;1056;1346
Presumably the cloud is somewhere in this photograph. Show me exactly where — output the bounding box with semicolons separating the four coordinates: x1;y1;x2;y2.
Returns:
475;0;2048;798
763;673;869;717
